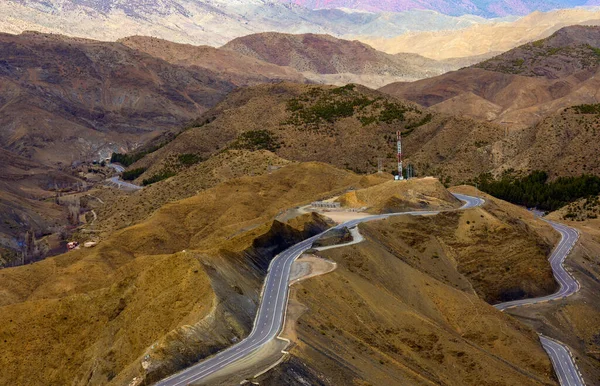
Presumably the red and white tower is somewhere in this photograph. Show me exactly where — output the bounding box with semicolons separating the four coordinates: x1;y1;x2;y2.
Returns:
396;130;404;180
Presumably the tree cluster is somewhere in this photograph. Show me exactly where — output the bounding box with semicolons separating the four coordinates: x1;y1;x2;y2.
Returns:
475;170;600;211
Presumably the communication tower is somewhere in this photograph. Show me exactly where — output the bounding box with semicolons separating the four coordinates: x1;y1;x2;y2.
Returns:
395;130;404;180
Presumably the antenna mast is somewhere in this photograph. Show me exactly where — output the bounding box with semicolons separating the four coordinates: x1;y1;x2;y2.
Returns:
396;130;404;180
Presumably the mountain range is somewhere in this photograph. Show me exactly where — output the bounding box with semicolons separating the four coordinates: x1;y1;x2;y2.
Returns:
221;32;470;87
0;0;501;46
284;0;600;17
2;2;600;386
364;8;600;59
380;26;600;128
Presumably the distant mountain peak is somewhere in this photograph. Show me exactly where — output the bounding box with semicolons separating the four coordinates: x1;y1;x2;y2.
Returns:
280;0;597;17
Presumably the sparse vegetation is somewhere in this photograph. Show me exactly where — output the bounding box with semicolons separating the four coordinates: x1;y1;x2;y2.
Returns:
571;103;600;114
378;102;408;123
177;153;203;167
404;113;432;134
284;86;412;130
142;170;177;186
229;130;282;152
562;196;600;220
474;38;600;76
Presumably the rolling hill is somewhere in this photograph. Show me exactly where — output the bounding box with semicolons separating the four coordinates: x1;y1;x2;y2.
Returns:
221;32;467;88
123;82;508;186
0;160;565;385
0;0;504;47
364;8;600;59
118;36;307;87
380;26;600;128
0;31;236;166
0;161;387;385
121;80;600;195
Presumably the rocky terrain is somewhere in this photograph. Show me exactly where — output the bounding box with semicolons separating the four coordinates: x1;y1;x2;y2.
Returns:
0;149;82;266
122;83;505;185
0;158;571;385
0;31;237;167
122;81;600;196
0;0;504;47
119;36;308;87
2;4;600;385
286;0;598;17
474;25;600;78
380;26;600;128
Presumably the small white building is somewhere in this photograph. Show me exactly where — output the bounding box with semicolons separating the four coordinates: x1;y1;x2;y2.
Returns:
311;201;341;209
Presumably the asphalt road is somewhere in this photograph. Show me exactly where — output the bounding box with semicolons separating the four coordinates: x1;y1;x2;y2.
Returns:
109;163;125;173
494;220;580;311
107;176;143;191
540;335;586;386
107;163;142;190
494;220;585;386
156;193;484;386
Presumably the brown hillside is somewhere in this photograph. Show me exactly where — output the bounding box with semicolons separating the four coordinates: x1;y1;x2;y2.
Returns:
337;177;461;213
0;31;235;167
495;106;600;178
363;8;600;59
518;197;600;383
474;26;600;79
90;150;293;236
257;190;559;385
0;148;83;266
0;162;385;385
380;26;600;128
222;32;461;88
128;82;508;188
118;36;307;87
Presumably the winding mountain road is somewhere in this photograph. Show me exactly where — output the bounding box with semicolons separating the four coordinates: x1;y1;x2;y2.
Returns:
107;163;143;190
540;335;586;386
157;193;585;386
494;220;585;386
494;220;580;311
156;193;483;386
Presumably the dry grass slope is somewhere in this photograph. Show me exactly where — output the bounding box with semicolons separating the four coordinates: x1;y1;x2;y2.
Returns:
257;192;560;385
0;162;386;385
337;177;461;213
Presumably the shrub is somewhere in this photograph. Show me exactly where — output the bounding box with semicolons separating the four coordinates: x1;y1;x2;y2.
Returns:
177;153;202;166
474;171;600;211
572;103;600;114
229;130;281;152
379;102;408;123
122;167;147;181
142;170;176;186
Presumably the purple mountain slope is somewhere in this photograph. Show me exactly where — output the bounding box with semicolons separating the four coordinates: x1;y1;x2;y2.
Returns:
283;0;599;17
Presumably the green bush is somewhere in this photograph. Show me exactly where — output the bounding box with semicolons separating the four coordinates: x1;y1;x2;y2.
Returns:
404;113;432;133
142;170;176;186
177;153;203;166
230;130;281;152
379;102;408;123
572;103;600;114
122;167;147;181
